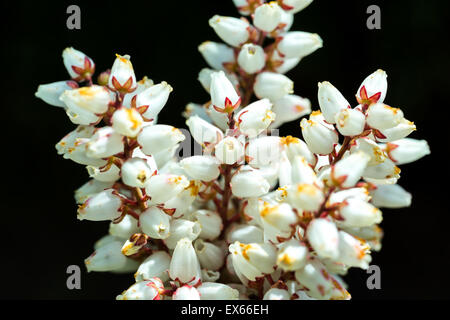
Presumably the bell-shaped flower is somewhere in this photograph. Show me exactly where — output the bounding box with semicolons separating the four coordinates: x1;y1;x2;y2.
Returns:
356;69;387;105
208;15;250;47
279;0;313;13
214;136;245;164
161;181;200;218
294;258;335;300
237;43;266;74
60;85;110;118
62;47;95;81
122;76;154;109
198;41;235;71
228;241;277;281
376;118;416;142
86;126;124;159
137;124;185;156
180;155;221;181
193;210;223;241
109;214;139;239
286;183;324;212
197;282;239;300
370;184;412;208
75;179;114;204
253;2;282;32
169;238;202;285
108;54;136;92
210;71;241;114
87;163;120;182
362;158;400;180
145;174;189;204
116;279;163;300
140;207;171;239
226;224;264;244
331;151;370;188
135;251;171;282
338;197;382;228
61;137;107;167
194;239;225;271
186;115;224;147
56;125;95;155
165;219;202;249
77;189;123;221
350;137;386;166
307;218;339;259
334;108;365;137
173;285;201;300
271;95;311;127
254;72;294;101
300;112;338;155
259;202;298;240
317;81;350;123
246;136;283;167
135;81;172;120
276;239;308;271
231;168;270;198
111;107;143;138
85;240;128;272
384;138;430;165
336;231;371;269
35;80;78;107
277;31;322;59
121;157;155;188
366;103;404;130
235;99;275;137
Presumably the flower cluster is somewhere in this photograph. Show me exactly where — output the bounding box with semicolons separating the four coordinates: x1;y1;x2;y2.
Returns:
36;0;430;300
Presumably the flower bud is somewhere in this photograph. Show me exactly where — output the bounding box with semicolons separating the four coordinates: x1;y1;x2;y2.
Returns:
87;163;120;182
300;113;338;155
135;81;173;120
173;285;201;300
271;95;311;126
198;41;235;71
317;82;350;123
294;259;335;300
376;119;416;142
246;136;283;167
194;239;225;271
226;224;264;244
356;69;387;105
229;241;277;281
121;158;154;188
116;279;163;300
135;251;171;282
186;115;224;147
337;231;371;269
254;72;294;101
385;138;430;165
137;124;185;156
363;158;400;180
260;202;298;239
197;282;239;300
75;179;114;204
210;71;241;113
366;103;404;130
263;288;290;300
237;43;266;74
198;68;214;93
35;81;78;107
253;2;282;32
307;218;339;259
334;108;365;136
208;15;250;47
279;0;313;14
62;47;95;80
140;207;171;239
180;155;221;181
370;184;412;208
277;239;308;271
62;137;107;167
286;183;324;212
231;168;271;198
193;210;223;241
165;219;202;249
331;151;370;188
350;137;386;166
169;238;202;285
86;126;124;159
214;136;245;164
162;181;201;218
235;99;275;137
339;197;382;227
85;241;127;272
109;54;136;92
109;214;139;239
277;31;322;59
60;84;110;113
77;189;123;221
111;107;143;138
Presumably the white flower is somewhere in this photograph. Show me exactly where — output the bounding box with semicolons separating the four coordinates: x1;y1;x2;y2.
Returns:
60;85;110;115
281;136;316;166
334;108;365;136
74;179;114;204
162;181;201;218
263;288;290;300
237;43;266;74
376;118;416;142
332;151;370;188
86;126;124;159
214;136;245;164
259;202;298;240
198;68;214;93
180;155;221;181
279;0;313;14
109;214;139;239
165;219;202;249
370;184;412;208
228;241;277;281
137;124;185;155
307;218;339;259
350;137;386;166
198;41;235;71
77;189;123;221
286;183;324;212
62;47;94;80
122;76;154;109
294;258;335;299
210;71;241;113
336;231;371;269
235;98;275;137
116;279;163;300
121;157;154;188
135;81;173;120
277;31;322;59
208;15;250;47
111;107;143;138
140;207;171;239
85;241;128;272
385;138;430;165
300;112;338;155
253;2;282;32
366;103;404;130
135;251;171;282
109;54;136;92
254;72;294;101
363;158;400;180
169;238;202;285
61;137;107;167
317;82;350;123
226;224;264;244
87;163;120;182
356;69;387;105
276;239;308;271
271;95;311;127
194;239;225;271
193;210;223;241
246;136;283;167
186;115;224;147
35;81;78;107
338;197;382;228
231;168;270;198
173;286;201;300
197;282;239;300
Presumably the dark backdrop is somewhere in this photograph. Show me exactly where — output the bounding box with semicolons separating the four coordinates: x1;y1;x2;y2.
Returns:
1;0;449;299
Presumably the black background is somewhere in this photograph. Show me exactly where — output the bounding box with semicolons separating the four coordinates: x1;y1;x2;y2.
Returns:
1;0;449;299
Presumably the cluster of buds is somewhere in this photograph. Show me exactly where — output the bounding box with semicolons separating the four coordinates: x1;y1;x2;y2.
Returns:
36;0;429;300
